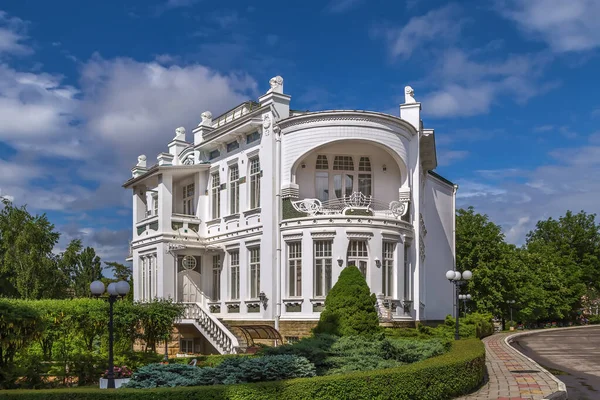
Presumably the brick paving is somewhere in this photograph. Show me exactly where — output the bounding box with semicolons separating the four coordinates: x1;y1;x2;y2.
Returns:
457;332;564;400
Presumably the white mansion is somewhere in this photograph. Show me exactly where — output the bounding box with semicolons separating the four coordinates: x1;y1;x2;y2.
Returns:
124;77;457;355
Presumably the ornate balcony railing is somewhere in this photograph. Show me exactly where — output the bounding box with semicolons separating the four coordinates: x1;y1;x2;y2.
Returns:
180;302;240;354
291;191;410;219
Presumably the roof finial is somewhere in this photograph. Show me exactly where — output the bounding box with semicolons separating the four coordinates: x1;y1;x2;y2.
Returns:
404;86;416;104
268;75;284;94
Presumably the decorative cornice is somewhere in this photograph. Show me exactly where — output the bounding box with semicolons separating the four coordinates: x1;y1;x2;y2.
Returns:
283;233;303;241
310;231;336;239
346;231;374;240
278;111;418;137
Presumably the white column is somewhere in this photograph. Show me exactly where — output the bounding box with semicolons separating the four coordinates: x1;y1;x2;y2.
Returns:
369;233;383;295
301;233;313;314
157;174;173;233
159;244;175;301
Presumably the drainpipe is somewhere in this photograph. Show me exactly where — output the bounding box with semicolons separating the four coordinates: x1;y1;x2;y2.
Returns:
452;184;458;318
274;123;282;334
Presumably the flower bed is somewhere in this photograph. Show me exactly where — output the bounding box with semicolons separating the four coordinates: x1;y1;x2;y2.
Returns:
0;339;485;400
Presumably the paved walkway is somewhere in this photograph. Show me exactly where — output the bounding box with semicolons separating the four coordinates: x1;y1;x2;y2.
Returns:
457;332;565;400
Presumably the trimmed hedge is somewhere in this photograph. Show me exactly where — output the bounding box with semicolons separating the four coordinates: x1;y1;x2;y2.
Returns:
0;339;485;400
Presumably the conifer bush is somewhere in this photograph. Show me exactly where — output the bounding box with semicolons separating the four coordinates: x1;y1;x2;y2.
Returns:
313;266;380;336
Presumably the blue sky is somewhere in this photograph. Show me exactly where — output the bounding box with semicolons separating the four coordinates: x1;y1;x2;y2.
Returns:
1;0;599;264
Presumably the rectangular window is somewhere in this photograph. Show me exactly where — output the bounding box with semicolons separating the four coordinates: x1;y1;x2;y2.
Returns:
316;155;329;170
314;241;332;297
315;171;329;202
347;240;368;278
249;158;261;209
209;149;220;160
229;165;239;214
227;141;239;152
230;251;239;300
246;131;260;143
212;255;221;301
152;194;158;216
404;245;410;300
183;183;194;215
211;173;220;219
358;174;372;197
250;248;260;299
148;256;153;299
180;338;193;354
153;255;158;298
288;242;302;297
383;242;395;297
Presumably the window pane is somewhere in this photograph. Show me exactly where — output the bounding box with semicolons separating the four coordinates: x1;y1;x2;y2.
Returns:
345;174;353;197
333;156;354;171
359;157;371;171
358;174;372;197
334;174;342;199
315;172;329;202
316;155;329;170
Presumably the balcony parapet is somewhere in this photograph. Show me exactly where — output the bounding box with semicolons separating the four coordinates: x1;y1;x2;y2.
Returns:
171;213;201;234
287;191;410;220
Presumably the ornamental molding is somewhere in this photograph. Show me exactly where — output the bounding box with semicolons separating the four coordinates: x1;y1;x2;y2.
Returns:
283;298;304;307
310;231;336;238
278;111;417;137
419;213;427;237
346;231;374;240
382;233;402;242
283;233;303;241
262;115;271;136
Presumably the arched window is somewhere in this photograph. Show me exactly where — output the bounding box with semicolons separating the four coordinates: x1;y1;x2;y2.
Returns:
314;155;373;201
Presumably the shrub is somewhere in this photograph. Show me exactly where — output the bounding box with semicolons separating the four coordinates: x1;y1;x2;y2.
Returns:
259;334;337;374
313;266;380;337
124;355;316;388
0;339;485;400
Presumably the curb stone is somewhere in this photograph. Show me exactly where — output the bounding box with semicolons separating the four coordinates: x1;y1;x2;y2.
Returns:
505;325;596;399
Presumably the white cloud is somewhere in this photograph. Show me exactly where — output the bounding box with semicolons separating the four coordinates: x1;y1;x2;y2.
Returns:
437;150;469;166
0;11;31;56
379;4;463;59
458;137;600;245
499;0;600;52
421;48;556;118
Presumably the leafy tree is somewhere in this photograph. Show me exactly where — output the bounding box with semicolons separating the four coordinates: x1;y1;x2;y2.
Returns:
0;199;66;299
456;207;519;318
105;261;133;282
59;239;103;298
138;299;185;352
526;210;600;294
313;266;380;336
0;299;45;387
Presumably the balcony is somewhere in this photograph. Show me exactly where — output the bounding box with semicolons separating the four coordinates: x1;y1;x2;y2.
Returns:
286;192;409;220
171;213;201;234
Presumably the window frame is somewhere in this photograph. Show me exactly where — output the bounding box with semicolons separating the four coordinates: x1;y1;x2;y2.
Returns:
212;255;221;301
287;242;302;297
314;154;373;201
249;157;261;209
347;240;369;278
229;165;239;215
182;183;195;216
249;247;261;299
314;240;333;298
382;242;395;297
230;251;240;300
211;172;221;219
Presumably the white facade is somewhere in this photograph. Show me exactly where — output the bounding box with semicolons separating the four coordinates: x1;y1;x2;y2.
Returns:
124;78;457;353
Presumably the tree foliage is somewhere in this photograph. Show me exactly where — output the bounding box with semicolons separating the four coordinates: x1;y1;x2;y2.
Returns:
456;207;600;325
313;266;380;336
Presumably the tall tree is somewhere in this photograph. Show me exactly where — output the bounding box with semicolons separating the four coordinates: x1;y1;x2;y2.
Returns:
105;261;133;282
456;207;519;317
58;240;103;297
0;199;66;299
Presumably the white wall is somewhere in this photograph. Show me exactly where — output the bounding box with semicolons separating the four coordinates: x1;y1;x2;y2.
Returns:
422;174;455;321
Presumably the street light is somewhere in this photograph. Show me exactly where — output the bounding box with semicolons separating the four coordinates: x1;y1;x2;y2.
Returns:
458;294;472;317
90;280;130;389
507;300;516;328
446;269;473;340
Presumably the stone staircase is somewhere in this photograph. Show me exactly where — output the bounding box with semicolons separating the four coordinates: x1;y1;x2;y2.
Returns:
180;303;241;354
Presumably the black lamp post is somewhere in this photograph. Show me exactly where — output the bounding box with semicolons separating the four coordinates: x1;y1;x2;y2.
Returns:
507;300;516;329
459;294;472;317
446;270;473;340
90;280;130;389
